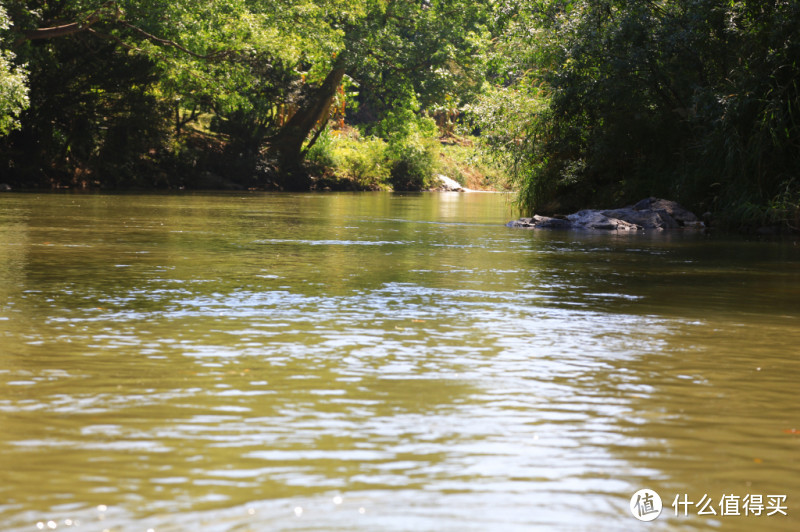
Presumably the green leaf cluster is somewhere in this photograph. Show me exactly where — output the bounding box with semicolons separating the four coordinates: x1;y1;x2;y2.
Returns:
0;3;28;136
0;0;497;189
480;1;800;228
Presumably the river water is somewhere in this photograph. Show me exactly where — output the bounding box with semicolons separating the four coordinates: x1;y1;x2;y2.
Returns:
0;192;798;531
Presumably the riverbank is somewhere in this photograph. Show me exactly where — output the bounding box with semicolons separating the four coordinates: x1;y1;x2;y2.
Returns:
0;129;510;195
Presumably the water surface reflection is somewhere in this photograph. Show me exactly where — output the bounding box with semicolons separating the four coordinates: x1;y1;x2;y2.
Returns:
0;192;798;531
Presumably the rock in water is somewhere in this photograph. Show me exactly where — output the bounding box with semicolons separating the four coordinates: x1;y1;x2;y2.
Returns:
567;210;642;231
507;198;703;231
632;197;698;224
600;208;679;230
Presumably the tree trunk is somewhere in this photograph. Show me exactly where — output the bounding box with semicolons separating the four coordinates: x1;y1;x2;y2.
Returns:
267;58;346;189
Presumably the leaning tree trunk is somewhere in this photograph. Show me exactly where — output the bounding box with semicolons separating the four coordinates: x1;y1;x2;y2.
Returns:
267;58;346;189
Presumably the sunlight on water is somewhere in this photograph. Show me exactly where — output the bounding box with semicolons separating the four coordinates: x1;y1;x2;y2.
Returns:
0;192;799;531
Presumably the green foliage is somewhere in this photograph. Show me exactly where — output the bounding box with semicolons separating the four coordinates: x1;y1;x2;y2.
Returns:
387;133;437;191
304;126;336;169
480;0;800;227
307;127;390;189
305;124;444;192
467;83;551;209
336;136;389;188
307;126;508;192
436;138;511;190
344;0;492;125
0;0;497;188
0;4;28;136
766;180;800;231
6;26;171;185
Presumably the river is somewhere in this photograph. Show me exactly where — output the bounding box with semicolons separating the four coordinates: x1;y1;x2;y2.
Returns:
0;192;798;531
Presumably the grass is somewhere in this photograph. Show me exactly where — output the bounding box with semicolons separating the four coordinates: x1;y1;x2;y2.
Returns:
436;137;512;191
306;125;511;191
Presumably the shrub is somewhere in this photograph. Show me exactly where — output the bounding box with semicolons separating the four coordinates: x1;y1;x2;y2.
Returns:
387;134;437;191
333;134;390;189
307;127;391;189
305;127;336;169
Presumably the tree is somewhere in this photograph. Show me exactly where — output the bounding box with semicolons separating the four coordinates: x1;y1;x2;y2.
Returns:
259;0;494;188
1;0;495;189
475;1;800;228
1;0;294;185
0;3;28;136
2;1;184;185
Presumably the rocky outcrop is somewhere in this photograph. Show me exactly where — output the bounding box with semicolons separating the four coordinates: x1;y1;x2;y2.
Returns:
507;197;704;231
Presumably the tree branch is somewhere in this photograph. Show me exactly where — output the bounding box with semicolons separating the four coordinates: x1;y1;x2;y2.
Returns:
15;1;233;62
15;1;121;46
116;20;232;61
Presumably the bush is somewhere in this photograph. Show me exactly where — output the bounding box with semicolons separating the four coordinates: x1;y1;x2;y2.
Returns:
388;134;437;191
436;139;511;190
334;135;390;189
305;127;336;169
478;2;800;226
307;120;443;191
306;127;391;189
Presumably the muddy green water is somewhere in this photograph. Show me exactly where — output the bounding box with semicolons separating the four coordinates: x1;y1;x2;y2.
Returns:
0;192;799;531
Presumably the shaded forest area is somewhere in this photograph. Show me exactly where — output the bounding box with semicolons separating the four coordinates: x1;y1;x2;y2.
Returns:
1;1;798;230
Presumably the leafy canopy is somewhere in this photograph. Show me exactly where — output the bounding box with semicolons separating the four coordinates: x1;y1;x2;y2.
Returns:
0;3;28;136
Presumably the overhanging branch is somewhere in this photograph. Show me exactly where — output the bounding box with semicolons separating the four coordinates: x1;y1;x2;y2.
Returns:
15;1;232;61
16;1;121;45
117;20;232;61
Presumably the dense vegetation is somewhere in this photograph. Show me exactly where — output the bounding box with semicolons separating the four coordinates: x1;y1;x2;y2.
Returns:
1;1;798;230
473;1;800;230
0;0;498;191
